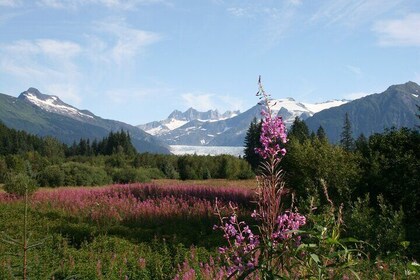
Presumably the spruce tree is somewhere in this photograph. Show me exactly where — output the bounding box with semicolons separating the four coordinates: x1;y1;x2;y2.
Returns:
288;117;309;143
243;118;263;171
340;112;354;151
316;125;327;142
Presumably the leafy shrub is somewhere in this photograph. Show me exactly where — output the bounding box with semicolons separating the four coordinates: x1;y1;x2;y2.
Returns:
60;162;111;186
138;167;165;180
3;172;38;196
110;167;150;183
347;194;407;256
159;161;179;179
37;165;65;187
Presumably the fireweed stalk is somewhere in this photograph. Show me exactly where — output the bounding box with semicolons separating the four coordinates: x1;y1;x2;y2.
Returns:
214;77;306;278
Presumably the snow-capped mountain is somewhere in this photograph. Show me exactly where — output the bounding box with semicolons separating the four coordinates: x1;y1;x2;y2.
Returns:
137;108;240;136
18;88;95;121
0;88;171;154
138;98;348;147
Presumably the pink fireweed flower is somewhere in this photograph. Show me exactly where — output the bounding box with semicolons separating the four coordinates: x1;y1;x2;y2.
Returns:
213;211;260;277
271;211;306;243
255;110;288;159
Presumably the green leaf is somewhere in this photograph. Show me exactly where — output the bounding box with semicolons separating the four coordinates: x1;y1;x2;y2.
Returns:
326;237;340;245
340;237;360;243
310;253;320;264
407;262;420;273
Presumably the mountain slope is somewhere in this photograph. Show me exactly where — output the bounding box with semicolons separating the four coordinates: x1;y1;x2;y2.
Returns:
305;81;420;143
0;88;170;154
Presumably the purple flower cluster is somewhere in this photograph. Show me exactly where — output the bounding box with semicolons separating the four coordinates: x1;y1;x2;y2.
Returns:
214;214;260;276
271;211;306;243
255;110;288;159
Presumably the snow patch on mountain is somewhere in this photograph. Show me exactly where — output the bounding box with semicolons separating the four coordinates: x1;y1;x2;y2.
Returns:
20;88;94;120
165;119;189;130
302;100;349;114
269;98;307;112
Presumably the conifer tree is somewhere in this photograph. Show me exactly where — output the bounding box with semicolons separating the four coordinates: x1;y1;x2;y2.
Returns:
243;118;263;171
340;112;354;151
316;125;327;142
288;117;309;143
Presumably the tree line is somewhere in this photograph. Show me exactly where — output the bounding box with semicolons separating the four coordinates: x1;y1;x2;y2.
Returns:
0;122;254;188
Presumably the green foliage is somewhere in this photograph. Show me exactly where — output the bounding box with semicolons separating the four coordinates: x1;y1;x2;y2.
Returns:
376;195;406;255
37;165;65;187
0;121;65;159
346;194;407;256
357;128;419;216
4;154;28;174
177;154;253;180
0;156;7;183
283;137;361;205
105;153;128;168
295;203;365;279
3;172;37;196
67;130;137;157
37;162;111;187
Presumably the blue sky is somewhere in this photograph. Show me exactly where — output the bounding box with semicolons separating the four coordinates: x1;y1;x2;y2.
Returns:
0;0;419;125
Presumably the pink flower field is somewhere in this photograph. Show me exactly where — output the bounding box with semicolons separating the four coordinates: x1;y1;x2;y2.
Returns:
0;183;255;225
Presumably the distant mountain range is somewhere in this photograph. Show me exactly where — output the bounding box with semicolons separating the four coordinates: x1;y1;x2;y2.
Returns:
0;88;170;154
138;108;240;136
138;98;348;146
0;82;418;154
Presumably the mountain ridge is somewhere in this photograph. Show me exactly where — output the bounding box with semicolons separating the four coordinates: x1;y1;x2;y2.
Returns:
0;88;170;154
305;81;419;143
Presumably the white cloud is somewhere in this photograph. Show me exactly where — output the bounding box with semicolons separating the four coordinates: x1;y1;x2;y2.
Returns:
262;6;298;46
0;39;82;102
345;65;362;76
37;0;169;10
182;93;216;111
288;0;302;6
226;3;302;48
3;39;81;57
92;18;162;66
38;39;81;58
45;84;82;105
219;95;244;111
0;0;21;7
311;0;405;28
181;92;244;112
0;60;62;81
372;13;420;47
37;0;67;9
227;7;252;18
